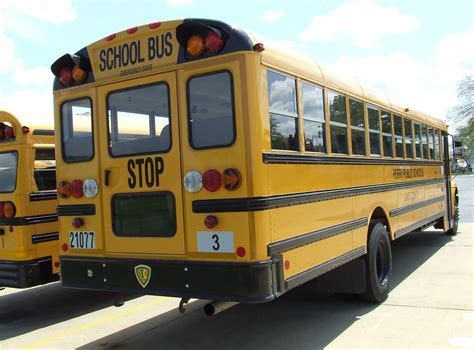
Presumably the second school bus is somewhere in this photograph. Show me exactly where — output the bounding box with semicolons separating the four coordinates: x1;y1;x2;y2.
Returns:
51;19;458;303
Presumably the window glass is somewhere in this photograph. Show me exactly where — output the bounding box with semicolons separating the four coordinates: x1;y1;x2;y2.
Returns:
328;91;348;154
328;91;347;124
404;119;413;159
0;152;17;193
381;110;393;157
188;71;235;149
113;192;176;237
367;106;380;155
393;114;404;157
268;71;298;151
34;148;56;191
302;82;325;152
350;99;365;155
421;124;429;160
428;127;435;159
109;83;170;157
414;123;422;158
61;98;93;163
268;71;297;116
434;129;441;160
330;125;348;154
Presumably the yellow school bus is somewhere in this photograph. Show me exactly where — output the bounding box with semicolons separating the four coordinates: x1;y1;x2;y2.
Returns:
0;111;59;288
51;19;458;304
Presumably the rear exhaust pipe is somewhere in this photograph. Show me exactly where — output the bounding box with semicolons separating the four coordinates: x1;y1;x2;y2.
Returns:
204;301;239;316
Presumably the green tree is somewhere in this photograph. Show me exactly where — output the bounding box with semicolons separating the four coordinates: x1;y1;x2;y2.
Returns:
448;75;473;161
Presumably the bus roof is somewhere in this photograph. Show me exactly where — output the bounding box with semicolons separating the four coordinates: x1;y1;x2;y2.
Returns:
51;18;447;131
0;110;54;145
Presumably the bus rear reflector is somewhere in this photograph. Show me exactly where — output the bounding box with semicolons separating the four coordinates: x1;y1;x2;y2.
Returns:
58;180;72;198
202;169;222;192
62;243;69;252
72;217;84;229
204;215;218;228
236;247;246;257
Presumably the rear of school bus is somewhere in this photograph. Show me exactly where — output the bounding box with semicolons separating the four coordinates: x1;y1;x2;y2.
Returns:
52;19;282;302
0;111;59;288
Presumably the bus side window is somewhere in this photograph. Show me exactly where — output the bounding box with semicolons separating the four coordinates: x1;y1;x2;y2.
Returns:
428;127;435;159
34;148;56;191
328;90;348;154
414;122;422;159
434;128;441;160
301;81;326;153
381;110;393;157
404;118;414;159
367;106;381;156
393;114;404;158
267;70;298;151
349;99;365;156
421;124;429;160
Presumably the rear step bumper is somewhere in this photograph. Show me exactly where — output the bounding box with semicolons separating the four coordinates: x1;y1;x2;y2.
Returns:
60;256;284;303
0;257;56;288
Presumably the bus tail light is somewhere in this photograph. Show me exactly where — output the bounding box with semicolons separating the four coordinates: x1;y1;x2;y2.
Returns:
187;35;206;57
70;180;84;198
51;54;91;87
177;22;227;58
2;202;16;218
223;168;242;191
58;180;72;198
205;31;225;53
202;169;222;192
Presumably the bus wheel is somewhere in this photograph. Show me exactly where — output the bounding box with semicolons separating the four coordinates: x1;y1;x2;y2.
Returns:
445;200;459;236
361;224;392;303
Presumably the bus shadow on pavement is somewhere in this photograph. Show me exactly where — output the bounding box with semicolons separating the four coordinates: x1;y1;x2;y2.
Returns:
0;282;121;341
79;229;452;350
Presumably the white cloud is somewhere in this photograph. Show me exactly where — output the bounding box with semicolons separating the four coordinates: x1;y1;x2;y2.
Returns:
165;0;192;7
323;29;474;119
0;0;76;25
10;67;52;86
262;10;285;23
0;89;53;123
300;0;420;48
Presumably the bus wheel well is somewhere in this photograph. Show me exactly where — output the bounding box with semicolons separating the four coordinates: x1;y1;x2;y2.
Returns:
368;207;392;240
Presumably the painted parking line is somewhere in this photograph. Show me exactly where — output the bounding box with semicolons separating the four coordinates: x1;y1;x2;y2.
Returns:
21;297;171;350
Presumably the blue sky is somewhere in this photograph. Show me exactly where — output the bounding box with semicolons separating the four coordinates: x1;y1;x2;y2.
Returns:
0;0;473;125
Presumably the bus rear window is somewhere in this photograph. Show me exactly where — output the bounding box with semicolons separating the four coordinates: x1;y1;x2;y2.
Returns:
34;148;56;191
188;71;235;149
0;152;17;193
61;98;93;163
108;83;171;157
112;192;176;237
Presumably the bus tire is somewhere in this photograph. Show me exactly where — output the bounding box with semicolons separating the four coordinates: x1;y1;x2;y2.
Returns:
445;199;459;236
361;223;392;303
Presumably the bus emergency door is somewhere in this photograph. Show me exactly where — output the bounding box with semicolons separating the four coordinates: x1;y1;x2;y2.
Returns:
97;72;185;255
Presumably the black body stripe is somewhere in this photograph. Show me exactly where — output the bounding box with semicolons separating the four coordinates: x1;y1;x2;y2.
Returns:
263;153;443;166
394;212;444;238
32;232;59;244
268;218;368;255
285;246;366;290
193;178;444;213
29;191;57;202
390;195;445;217
57;204;96;216
0;214;58;226
32;129;54;136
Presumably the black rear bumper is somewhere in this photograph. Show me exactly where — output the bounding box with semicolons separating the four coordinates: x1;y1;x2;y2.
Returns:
0;257;56;288
60;256;284;303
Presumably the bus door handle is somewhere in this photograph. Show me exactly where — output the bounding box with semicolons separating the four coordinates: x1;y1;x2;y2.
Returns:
105;169;111;186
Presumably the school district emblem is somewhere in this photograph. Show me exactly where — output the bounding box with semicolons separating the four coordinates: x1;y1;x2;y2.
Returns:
134;264;152;288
